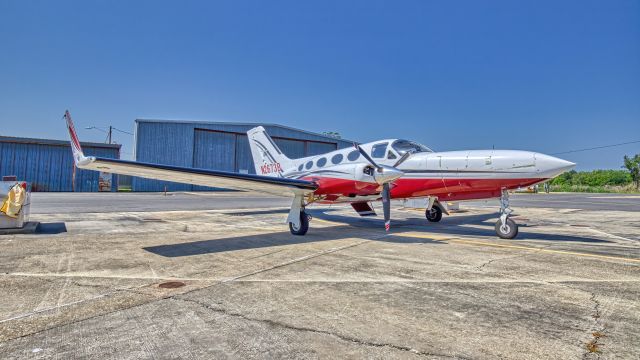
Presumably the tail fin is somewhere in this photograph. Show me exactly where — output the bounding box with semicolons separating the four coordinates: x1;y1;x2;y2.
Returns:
64;110;91;166
247;126;293;177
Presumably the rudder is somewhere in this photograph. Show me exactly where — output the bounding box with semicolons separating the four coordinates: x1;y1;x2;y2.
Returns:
247;126;293;177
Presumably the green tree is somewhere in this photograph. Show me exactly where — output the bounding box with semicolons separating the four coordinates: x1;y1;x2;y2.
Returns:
623;154;640;190
551;170;576;185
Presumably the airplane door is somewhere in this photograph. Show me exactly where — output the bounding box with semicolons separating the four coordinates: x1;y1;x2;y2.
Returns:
466;151;491;189
426;155;447;193
440;152;468;192
438;155;447;193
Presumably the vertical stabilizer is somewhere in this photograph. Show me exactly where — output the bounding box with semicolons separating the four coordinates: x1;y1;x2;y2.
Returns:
247;126;293;177
64;110;92;167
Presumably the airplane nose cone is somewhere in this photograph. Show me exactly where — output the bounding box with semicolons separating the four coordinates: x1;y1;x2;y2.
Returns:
555;158;576;172
535;153;576;177
374;166;404;184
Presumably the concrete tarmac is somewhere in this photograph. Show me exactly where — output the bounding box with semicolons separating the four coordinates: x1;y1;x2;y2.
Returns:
28;191;292;214
29;192;640;214
1;192;639;359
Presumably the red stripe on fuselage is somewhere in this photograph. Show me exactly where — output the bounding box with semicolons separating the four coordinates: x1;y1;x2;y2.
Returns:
300;176;381;196
303;176;546;202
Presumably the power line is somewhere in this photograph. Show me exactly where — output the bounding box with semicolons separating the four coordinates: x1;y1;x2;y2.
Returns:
111;127;134;135
551;140;640;155
86;125;133;144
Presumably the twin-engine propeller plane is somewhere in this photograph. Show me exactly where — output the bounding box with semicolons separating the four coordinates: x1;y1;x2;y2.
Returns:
64;110;574;239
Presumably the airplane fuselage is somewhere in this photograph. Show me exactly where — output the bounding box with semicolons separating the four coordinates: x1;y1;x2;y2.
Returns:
276;140;574;204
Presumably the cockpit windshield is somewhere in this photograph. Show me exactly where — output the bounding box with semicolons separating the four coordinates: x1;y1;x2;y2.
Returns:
391;140;433;154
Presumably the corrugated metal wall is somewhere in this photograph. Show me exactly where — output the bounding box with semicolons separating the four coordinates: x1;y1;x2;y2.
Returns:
133;120;352;191
191;130;236;191
0;137;120;192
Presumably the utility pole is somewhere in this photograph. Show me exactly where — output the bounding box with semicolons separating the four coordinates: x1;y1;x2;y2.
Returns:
86;125;131;144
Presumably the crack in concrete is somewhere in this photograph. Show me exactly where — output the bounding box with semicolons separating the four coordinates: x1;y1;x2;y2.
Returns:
546;283;607;359
69;280;108;289
173;296;469;359
476;255;519;270
0;285;170;343
476;244;553;270
583;292;606;359
0;284;154;326
221;238;374;283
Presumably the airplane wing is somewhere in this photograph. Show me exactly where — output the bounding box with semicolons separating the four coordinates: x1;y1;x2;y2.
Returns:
64;111;317;196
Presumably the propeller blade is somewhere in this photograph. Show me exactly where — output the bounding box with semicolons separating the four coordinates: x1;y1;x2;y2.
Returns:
354;143;381;171
393;152;411;168
382;183;391;231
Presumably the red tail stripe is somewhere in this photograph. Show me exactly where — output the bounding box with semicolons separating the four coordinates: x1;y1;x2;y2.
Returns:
65;110;82;152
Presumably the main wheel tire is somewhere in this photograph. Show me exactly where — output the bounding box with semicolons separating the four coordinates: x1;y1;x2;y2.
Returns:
425;205;443;222
289;211;309;236
495;218;518;239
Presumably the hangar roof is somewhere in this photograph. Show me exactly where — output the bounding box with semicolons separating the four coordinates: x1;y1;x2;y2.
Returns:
135;119;353;144
0;136;122;149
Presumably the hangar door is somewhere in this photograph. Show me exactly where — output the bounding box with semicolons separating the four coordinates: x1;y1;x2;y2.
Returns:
193;128;338;181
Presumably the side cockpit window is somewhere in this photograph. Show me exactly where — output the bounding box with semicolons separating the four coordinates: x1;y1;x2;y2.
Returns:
371;143;388;158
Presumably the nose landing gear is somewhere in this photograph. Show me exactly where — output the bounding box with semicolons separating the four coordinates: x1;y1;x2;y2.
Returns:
496;189;518;239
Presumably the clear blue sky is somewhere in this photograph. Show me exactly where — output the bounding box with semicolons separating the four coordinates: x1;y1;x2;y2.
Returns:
1;0;638;169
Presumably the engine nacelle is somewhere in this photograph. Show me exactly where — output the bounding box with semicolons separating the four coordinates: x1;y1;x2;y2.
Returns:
354;163;377;183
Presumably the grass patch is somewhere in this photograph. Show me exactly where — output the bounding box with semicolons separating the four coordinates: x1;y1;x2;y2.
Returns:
549;184;639;193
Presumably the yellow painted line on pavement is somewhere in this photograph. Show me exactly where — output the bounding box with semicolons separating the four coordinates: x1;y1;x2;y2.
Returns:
588;195;640;199
312;217;350;227
512;198;637;206
395;232;640;264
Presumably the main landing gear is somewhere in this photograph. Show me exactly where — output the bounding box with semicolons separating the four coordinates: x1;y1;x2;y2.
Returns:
425;204;443;222
289;210;310;235
287;194;310;236
495;189;518;239
425;197;446;223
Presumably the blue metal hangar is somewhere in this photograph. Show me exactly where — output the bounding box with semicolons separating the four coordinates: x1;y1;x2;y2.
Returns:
0;136;121;192
133;119;353;191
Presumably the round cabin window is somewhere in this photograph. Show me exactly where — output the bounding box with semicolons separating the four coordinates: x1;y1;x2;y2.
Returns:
347;150;361;161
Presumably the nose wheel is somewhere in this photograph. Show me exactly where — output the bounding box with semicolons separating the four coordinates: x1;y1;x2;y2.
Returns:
495;189;518;239
495;217;518;239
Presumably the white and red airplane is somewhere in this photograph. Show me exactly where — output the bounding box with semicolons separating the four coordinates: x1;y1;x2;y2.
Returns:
64;110;574;239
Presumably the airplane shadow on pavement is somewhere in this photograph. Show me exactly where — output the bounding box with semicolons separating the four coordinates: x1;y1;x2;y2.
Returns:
312;209;611;244
144;225;444;257
144;208;610;258
36;222;67;234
